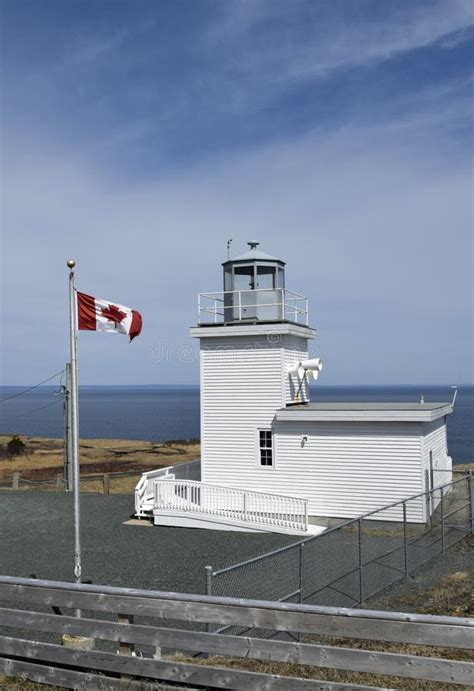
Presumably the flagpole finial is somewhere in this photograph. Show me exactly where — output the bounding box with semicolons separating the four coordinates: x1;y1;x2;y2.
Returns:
66;259;76;269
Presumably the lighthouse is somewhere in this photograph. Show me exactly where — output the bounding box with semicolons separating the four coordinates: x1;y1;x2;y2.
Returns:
136;242;453;533
191;242;317;490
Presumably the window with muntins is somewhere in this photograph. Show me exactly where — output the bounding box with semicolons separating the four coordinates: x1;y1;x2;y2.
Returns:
259;430;273;466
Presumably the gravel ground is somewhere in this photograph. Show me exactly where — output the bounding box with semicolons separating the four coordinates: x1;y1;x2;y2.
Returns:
1;489;472;672
0;491;295;592
1;489;471;606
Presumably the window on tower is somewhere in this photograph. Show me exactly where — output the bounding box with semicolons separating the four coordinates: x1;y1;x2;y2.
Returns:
259;430;273;466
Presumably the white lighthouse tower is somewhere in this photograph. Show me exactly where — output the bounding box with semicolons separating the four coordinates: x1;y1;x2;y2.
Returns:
191;242;317;491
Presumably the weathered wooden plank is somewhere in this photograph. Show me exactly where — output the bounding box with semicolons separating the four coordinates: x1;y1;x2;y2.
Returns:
0;609;472;685
117;612;134;655
0;657;195;690
0;584;471;649
0;636;389;690
0;575;471;627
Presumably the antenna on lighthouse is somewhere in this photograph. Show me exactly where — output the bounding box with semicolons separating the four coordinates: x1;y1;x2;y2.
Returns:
226;238;233;260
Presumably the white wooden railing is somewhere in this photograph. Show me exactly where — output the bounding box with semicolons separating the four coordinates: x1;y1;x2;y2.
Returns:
135;466;174;517
153;480;309;532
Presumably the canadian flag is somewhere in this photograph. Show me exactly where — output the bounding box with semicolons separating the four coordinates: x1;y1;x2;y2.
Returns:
77;292;142;341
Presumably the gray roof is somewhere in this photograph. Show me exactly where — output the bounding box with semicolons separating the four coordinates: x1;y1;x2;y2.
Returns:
276;401;453;423
190;322;316;339
285;402;450;411
224;245;284;264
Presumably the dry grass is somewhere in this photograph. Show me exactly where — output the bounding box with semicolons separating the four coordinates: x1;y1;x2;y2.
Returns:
0;679;66;691
0;434;200;494
171;565;474;691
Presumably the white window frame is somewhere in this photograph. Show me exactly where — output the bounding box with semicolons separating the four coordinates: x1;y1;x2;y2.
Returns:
256;428;274;468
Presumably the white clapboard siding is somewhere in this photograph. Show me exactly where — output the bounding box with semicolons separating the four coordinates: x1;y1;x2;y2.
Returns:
421;418;451;517
195;324;450;525
283;335;310;403
272;421;424;521
200;334;308;486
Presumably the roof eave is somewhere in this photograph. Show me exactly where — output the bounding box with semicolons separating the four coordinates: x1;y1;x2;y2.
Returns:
275;404;453;423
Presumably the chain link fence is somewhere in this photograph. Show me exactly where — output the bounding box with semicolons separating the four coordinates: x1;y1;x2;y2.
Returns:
207;472;473;620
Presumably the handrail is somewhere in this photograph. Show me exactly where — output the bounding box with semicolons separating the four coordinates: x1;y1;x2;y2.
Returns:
198;288;309;325
135;466;175;516
153;479;308;532
200;288;307;299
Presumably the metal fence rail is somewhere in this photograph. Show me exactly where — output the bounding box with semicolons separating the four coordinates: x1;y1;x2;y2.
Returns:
206;473;473;618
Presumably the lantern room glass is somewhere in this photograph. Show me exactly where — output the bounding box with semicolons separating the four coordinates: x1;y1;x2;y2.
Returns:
222;259;285;323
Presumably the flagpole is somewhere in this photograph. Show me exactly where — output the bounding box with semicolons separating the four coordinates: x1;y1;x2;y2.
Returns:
67;259;82;600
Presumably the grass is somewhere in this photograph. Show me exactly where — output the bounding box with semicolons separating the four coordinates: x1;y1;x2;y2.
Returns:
174;561;474;690
0;434;200;494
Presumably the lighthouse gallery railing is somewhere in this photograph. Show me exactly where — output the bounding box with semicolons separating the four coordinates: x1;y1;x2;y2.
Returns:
198;288;308;325
153;479;308;532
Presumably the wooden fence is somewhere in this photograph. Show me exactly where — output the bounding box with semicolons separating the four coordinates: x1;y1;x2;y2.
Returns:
0;576;473;690
3;470;126;494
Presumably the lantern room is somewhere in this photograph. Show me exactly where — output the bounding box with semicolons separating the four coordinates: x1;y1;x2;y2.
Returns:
197;242;308;326
222;242;286;323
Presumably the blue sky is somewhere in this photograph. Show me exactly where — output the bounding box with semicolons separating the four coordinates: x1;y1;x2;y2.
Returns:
0;0;473;386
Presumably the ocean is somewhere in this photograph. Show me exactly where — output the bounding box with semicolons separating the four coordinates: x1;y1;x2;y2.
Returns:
0;385;472;464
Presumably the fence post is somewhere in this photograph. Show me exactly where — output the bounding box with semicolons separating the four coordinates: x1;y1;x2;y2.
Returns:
117;613;134;657
205;565;213;598
468;470;473;535
358;519;363;604
205;565;213;646
103;474;110;495
402;501;409;578
299;542;304;603
56;474;63;492
429;454;434;501
12;472;19;490
298;542;305;642
440;488;445;554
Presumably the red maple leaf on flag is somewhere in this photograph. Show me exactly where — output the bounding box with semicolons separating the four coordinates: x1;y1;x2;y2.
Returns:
101;304;127;324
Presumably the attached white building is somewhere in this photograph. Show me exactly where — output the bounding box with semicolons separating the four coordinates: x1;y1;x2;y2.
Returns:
136;243;453;533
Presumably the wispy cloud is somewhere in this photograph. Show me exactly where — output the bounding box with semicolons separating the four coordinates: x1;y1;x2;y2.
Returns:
68;30;129;66
1;0;472;385
1;100;472;385
207;0;474;80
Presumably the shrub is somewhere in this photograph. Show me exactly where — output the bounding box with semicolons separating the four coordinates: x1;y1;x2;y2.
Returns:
6;435;26;457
